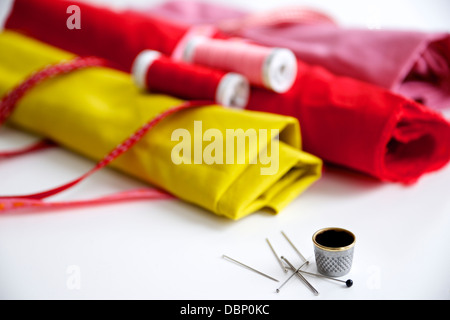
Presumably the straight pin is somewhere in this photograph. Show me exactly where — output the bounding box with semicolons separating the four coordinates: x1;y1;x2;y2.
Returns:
266;238;288;273
281;256;319;296
222;255;279;282
276;260;308;293
298;270;353;287
281;231;308;262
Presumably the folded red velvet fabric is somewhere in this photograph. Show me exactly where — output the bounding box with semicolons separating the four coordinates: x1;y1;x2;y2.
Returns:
5;0;450;183
147;0;450;110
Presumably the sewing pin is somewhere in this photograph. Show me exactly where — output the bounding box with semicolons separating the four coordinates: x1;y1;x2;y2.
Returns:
281;256;319;296
266;238;288;273
222;255;279;282
281;231;308;263
275;260;308;293
298;270;353;287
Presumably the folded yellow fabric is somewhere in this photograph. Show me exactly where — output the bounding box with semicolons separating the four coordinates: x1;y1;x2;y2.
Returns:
0;31;322;220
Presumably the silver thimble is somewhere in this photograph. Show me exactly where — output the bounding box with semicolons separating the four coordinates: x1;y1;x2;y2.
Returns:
312;228;356;277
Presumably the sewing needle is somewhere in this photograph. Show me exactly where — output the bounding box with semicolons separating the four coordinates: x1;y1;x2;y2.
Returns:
266;238;288;273
281;231;308;263
281;257;319;296
276;260;308;293
298;270;354;287
222;255;279;282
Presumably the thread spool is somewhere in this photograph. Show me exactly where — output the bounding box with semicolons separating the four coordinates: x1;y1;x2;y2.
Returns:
182;36;297;93
132;50;249;108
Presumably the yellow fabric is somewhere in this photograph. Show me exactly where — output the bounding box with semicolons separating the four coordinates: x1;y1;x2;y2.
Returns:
0;31;322;220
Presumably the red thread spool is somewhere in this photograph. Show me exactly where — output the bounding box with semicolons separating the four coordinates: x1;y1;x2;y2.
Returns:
181;36;298;93
132;50;249;108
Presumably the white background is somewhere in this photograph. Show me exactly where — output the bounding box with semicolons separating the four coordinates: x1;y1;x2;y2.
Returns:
0;0;449;300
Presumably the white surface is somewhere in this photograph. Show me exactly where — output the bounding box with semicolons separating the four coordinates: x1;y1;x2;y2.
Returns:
0;0;450;300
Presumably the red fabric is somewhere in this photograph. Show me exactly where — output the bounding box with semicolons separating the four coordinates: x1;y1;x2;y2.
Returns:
5;0;450;183
5;0;189;72
248;62;450;183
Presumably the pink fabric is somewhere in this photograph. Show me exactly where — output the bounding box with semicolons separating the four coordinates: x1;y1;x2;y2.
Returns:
147;0;450;109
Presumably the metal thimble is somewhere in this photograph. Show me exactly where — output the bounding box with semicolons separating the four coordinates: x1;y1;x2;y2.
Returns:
312;228;356;277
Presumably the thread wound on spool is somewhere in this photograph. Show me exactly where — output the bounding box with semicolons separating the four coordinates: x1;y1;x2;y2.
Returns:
183;37;297;93
216;73;249;109
131;50;249;108
131;50;161;89
262;48;297;93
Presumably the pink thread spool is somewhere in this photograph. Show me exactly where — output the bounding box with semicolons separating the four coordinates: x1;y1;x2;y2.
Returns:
132;50;249;108
182;36;298;93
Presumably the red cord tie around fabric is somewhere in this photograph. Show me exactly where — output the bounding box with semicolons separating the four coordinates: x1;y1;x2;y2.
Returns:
0;57;106;157
0;56;213;213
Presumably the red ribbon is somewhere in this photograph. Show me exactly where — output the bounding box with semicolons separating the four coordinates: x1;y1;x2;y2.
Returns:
0;56;213;213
